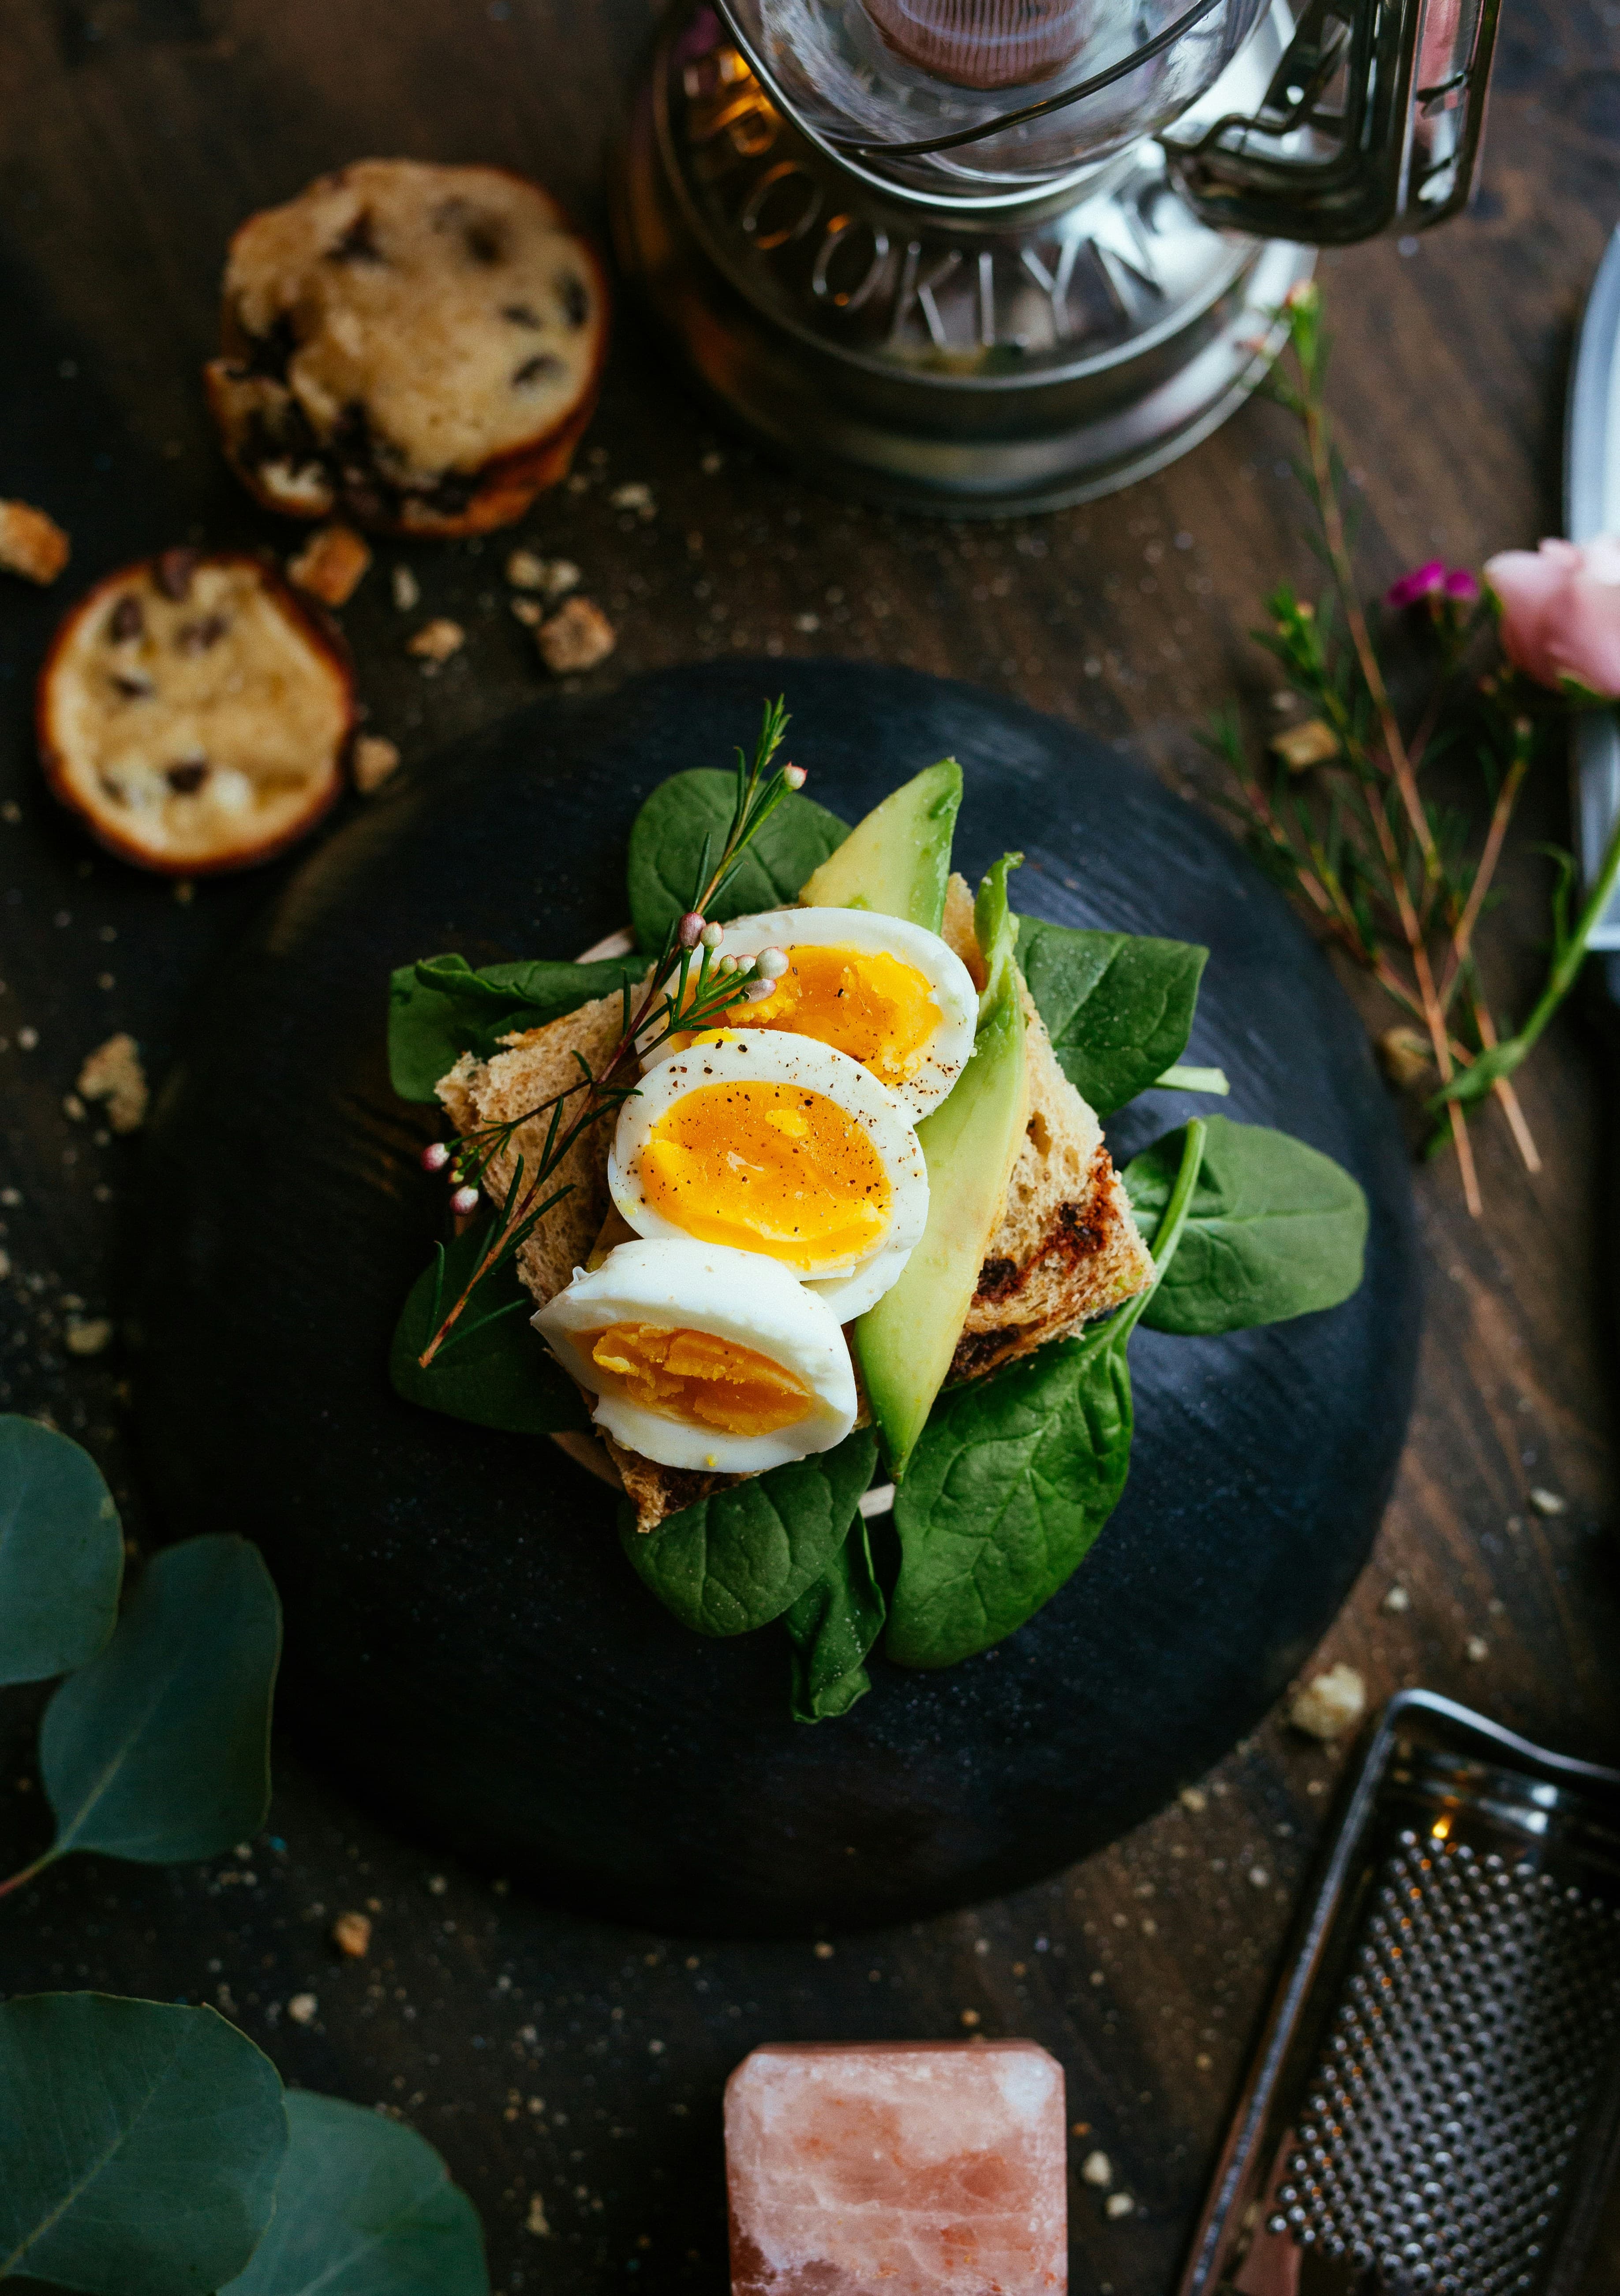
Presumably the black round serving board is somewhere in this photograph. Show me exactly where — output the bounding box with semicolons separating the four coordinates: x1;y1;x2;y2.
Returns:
139;660;1419;1936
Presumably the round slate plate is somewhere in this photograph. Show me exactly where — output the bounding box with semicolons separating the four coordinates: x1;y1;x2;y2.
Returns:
138;661;1419;1937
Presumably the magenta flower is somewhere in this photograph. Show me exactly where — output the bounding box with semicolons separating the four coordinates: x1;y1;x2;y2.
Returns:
1386;560;1480;612
1483;537;1620;698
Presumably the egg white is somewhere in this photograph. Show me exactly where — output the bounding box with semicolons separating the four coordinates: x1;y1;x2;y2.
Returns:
643;906;979;1121
609;1031;928;1311
534;1239;857;1472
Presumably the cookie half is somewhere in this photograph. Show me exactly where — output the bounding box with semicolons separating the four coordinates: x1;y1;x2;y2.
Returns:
38;551;355;874
205;159;607;537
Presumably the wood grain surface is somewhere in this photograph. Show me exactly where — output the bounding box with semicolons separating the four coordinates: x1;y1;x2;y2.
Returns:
1;0;1618;2289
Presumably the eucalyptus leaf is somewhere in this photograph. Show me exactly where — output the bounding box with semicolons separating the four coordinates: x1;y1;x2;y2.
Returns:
221;2090;488;2296
621;1428;879;1637
40;1535;280;1867
783;1517;886;1723
1014;916;1207;1116
391;1220;587;1437
626;768;847;954
0;1417;123;1688
0;1993;285;2295
389;952;644;1104
1122;1114;1366;1336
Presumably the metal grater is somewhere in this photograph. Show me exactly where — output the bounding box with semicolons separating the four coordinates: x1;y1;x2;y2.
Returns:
1180;1691;1620;2296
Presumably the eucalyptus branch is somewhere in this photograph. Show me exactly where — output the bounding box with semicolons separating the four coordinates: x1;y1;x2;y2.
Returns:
414;698;805;1368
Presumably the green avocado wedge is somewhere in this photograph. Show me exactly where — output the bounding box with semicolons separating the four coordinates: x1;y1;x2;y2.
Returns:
797;759;962;931
854;854;1028;1478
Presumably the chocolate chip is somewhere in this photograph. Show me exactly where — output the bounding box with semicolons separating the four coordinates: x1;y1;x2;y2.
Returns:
111;672;155;698
512;354;562;388
107;595;144;642
176;614;229;655
325;209;383;265
155;548;198;601
501;302;542;329
165;759;210;794
463;216;506;265
559;275;589;328
243;310;299;381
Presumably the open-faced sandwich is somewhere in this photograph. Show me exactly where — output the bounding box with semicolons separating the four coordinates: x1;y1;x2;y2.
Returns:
389;704;1369;1718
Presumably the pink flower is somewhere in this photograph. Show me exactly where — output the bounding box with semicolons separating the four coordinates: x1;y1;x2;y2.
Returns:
1483;535;1620;698
1386;560;1480;611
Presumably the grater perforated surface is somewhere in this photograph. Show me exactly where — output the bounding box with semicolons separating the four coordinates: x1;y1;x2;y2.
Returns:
1267;1829;1620;2291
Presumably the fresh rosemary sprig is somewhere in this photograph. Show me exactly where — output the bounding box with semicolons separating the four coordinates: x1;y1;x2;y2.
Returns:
414;697;803;1369
1213;281;1613;1218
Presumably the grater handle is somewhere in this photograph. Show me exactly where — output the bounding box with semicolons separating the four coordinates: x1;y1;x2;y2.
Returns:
1163;0;1501;246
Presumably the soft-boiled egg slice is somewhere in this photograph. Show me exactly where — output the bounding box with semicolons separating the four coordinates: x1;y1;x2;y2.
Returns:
609;1030;928;1320
644;907;978;1121
535;1238;858;1473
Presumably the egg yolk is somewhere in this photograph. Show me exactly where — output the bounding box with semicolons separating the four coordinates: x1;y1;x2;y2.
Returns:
588;1322;815;1435
727;945;940;1089
637;1080;891;1269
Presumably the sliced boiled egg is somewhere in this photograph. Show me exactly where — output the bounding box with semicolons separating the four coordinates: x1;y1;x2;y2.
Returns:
644;907;978;1121
608;1030;928;1320
534;1238;857;1473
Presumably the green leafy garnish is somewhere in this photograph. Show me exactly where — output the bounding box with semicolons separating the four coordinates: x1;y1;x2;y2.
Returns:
887;1123;1206;1669
0;1994;286;2293
626;767;847;953
0;1416;123;1689
34;1536;280;1872
784;1517;887;1723
1014;916;1207;1116
390;1218;586;1437
620;1428;879;1637
1123;1114;1366;1336
388;952;644;1105
220;2090;489;2296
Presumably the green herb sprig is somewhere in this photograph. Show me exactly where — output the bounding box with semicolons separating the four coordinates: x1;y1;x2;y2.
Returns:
412;698;805;1371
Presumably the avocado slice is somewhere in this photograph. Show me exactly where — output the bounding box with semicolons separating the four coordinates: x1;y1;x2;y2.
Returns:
797;759;962;932
854;854;1028;1477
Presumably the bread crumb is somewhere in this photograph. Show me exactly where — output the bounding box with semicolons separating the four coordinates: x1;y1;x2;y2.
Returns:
0;500;70;584
1082;2151;1112;2188
609;481;655;517
77;1033;148;1133
1376;1027;1431;1089
288;524;371;607
1528;1486;1567;1516
813;1941;834;1959
1288;1661;1366;1742
391;564;420;612
506;548;548;590
526;2194;551;2236
331;1909;372;1958
352;735;401;795
958;2008;980;2028
1178;1786;1207;1814
537;596;615;674
407;617;465;663
1104;2192;1134;2220
64;1316;113;1357
541;557;580;600
510;597;543;627
1466;1634;1489;1662
287;1992;318;2025
1382;1583;1411;1613
426;1873;448;1896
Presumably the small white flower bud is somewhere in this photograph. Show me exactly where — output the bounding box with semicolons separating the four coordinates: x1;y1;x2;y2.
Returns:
450;1184;480;1217
420;1141;450;1173
700;920;724;949
782;764;806;789
755;947;788;981
677;911;705;949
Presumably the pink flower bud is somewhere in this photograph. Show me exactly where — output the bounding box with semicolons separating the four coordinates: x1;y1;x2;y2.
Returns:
741;977;776;1003
450;1184;480;1217
782;764;806;789
1485;535;1620;697
677;911;705;949
420;1141;450;1173
755;946;788;980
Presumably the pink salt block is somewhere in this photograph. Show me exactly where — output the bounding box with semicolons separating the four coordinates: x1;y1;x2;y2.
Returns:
726;2040;1067;2296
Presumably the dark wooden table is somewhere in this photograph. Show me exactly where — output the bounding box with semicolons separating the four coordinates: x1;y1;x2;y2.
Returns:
3;2;1620;2289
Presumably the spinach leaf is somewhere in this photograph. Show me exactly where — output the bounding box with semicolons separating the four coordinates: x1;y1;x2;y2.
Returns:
0;1417;124;1688
220;2089;488;2296
389;952;643;1104
783;1517;886;1722
391;1219;587;1437
0;1994;286;2296
620;1428;879;1637
1014;916;1207;1116
626;769;848;955
1123;1114;1366;1335
888;1122;1206;1669
40;1536;280;1866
